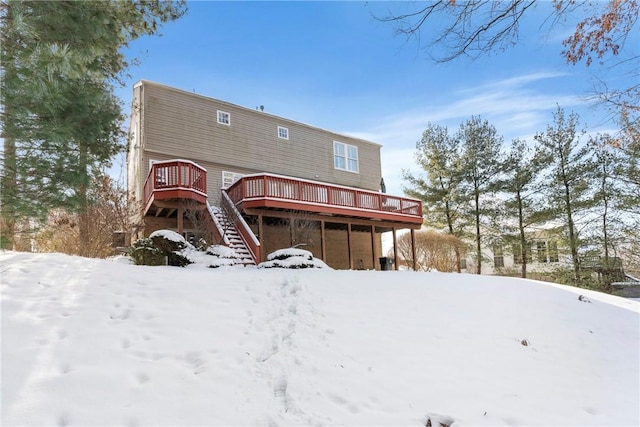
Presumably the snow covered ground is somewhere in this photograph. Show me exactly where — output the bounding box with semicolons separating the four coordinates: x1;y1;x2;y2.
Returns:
2;251;639;426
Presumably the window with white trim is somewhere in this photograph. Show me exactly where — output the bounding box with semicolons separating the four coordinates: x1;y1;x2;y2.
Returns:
277;126;289;140
537;241;548;263
493;245;505;268
548;241;559;262
333;141;359;173
222;171;244;189
217;110;230;125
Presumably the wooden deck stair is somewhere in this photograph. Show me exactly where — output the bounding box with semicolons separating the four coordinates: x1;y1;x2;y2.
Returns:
208;204;256;266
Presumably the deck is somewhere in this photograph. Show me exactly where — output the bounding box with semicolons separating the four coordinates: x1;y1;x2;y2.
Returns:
144;160;207;215
225;173;423;225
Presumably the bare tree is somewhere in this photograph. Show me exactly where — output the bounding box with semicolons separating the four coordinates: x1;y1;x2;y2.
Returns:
374;1;637;65
374;0;537;62
182;199;215;248
269;211;320;249
34;175;129;258
373;1;638;136
395;229;467;272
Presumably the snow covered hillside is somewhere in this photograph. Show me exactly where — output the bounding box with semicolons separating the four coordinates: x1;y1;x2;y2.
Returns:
2;251;639;426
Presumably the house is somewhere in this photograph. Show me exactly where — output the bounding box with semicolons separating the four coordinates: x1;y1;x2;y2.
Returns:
127;80;422;269
465;234;565;277
462;228;630;286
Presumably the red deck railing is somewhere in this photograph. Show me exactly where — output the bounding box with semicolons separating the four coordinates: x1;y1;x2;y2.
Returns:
144;160;207;208
226;173;423;223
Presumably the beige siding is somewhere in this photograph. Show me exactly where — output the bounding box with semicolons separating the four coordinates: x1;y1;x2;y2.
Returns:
129;80;392;265
138;80;382;204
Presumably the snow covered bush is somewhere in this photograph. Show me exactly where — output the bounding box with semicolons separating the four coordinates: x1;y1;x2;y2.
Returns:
148;230;193;267
258;247;330;269
150;230;190;253
129;238;166;266
129;230;194;267
205;245;238;268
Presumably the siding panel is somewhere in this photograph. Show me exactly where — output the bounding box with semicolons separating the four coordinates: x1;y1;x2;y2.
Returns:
138;81;382;204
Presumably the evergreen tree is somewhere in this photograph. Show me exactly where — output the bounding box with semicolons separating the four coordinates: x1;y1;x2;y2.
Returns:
457;117;503;274
403;124;466;272
586;133;630;288
1;0;186;250
617;113;640;215
499;139;552;278
535;107;593;286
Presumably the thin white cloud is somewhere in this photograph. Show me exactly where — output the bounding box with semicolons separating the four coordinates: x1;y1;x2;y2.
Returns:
455;71;571;95
342;70;603;197
348;70;589;146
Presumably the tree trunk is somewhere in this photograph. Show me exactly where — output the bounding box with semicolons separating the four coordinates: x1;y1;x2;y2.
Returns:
445;201;461;273
475;188;481;275
517;191;527;278
601;174;611;290
563;181;581;286
78;139;89;257
1;136;17;250
1;2;17;250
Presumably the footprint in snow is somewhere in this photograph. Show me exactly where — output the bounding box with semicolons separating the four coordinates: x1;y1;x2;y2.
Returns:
110;309;131;320
185;352;206;374
57;413;69;427
135;372;150;384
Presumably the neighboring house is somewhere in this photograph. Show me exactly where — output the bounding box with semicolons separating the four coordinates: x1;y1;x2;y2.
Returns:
127;80;422;269
465;235;565;276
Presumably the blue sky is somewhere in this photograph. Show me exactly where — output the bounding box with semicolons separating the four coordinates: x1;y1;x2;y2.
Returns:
115;1;637;196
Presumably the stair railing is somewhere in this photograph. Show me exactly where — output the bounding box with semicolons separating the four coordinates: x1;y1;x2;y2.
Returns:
221;190;261;264
206;201;231;246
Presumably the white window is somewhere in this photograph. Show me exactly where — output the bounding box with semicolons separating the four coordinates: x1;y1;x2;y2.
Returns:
217;110;230;125
222;171;244;189
278;126;289;140
537;241;548;263
333;141;359;173
493;245;504;268
548;241;559;262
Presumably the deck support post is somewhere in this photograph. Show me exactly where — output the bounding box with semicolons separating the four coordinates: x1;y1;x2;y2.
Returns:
177;206;184;235
289;214;295;247
320;220;326;263
347;223;353;270
258;214;265;262
370;226;377;270
392;227;398;270
411;228;417;271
